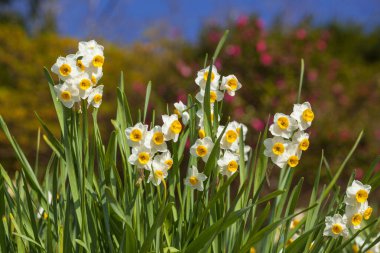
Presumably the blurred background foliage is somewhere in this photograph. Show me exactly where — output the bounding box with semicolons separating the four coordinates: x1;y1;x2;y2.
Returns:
1;0;380;189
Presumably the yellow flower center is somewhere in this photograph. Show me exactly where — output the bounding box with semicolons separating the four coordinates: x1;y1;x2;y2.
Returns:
331;224;343;235
92;55;104;67
356;189;368;203
302;109;314;122
189;176;198;185
196;145;208;157
291;219;300;228
154;170;164;178
210;91;217;103
91;74;97;84
364;207;373;220
79;79;91;90
203;71;215;81
76;59;85;71
227;78;238;91
351;213;362;226
165;159;173;170
352;244;359;253
59;63;71;76
43;212;48;220
93;94;102;104
272;142;285;155
152;132;164;145
250;247;256;253
226;130;238;143
227;160;238;172
130;129;143;142
198;129;206;139
288;155;299;167
138;152;150;165
174;109;182;118
299;139;309;151
170;120;182;134
60;91;71;101
277;116;289;130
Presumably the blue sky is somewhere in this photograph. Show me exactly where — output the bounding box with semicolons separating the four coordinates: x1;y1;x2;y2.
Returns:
50;0;380;43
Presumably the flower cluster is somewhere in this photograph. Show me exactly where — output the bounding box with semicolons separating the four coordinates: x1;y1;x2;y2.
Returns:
190;65;248;188
126;64;247;192
263;102;314;168
324;180;373;238
51;40;105;108
352;234;380;253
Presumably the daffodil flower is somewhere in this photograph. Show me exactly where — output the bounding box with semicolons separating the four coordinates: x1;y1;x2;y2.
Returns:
323;214;349;238
125;123;149;148
195;65;220;90
162;114;182;142
195;88;224;104
144;126;168;153
190;137;214;162
269;113;298;139
263;136;290;160
184;166;207;191
218;150;239;177
153;151;173;170
147;160;168;186
345;180;371;206
54;83;80;108
128;145;153;170
51;54;80;81
174;101;190;125
87;85;104;108
292;131;310;151
220;75;242;96
290;102;314;131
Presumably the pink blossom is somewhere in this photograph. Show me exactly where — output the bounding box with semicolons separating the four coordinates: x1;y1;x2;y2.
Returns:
255;18;264;31
355;168;364;180
296;28;307;40
250;118;265;131
177;91;187;102
224;93;234;103
234;107;245;119
214;59;222;69
132;82;145;95
317;39;327;51
256;40;267;53
339;129;351;141
208;30;221;44
236;15;249;28
176;60;192;77
307;70;318;82
226;44;241;57
260;53;272;66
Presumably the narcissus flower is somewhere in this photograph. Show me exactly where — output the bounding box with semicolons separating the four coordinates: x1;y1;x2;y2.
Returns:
144;126;167;153
87;85;104;108
263;136;290;160
323;214;348;238
174;101;190;125
162;114;182;142
79;40;105;69
218;125;239;151
195;88;224;104
125;123;148;148
220;75;242;96
290;102;314;131
51;55;80;80
195;65;220;90
292;131;310;151
273;144;302;169
190;137;214;162
184;166;207;191
71;72;94;99
128;146;153;170
54;83;80;108
36;192;52;220
147;160;168;186
154;151;173;170
345;180;371;206
218;150;239;177
269;113;298;139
